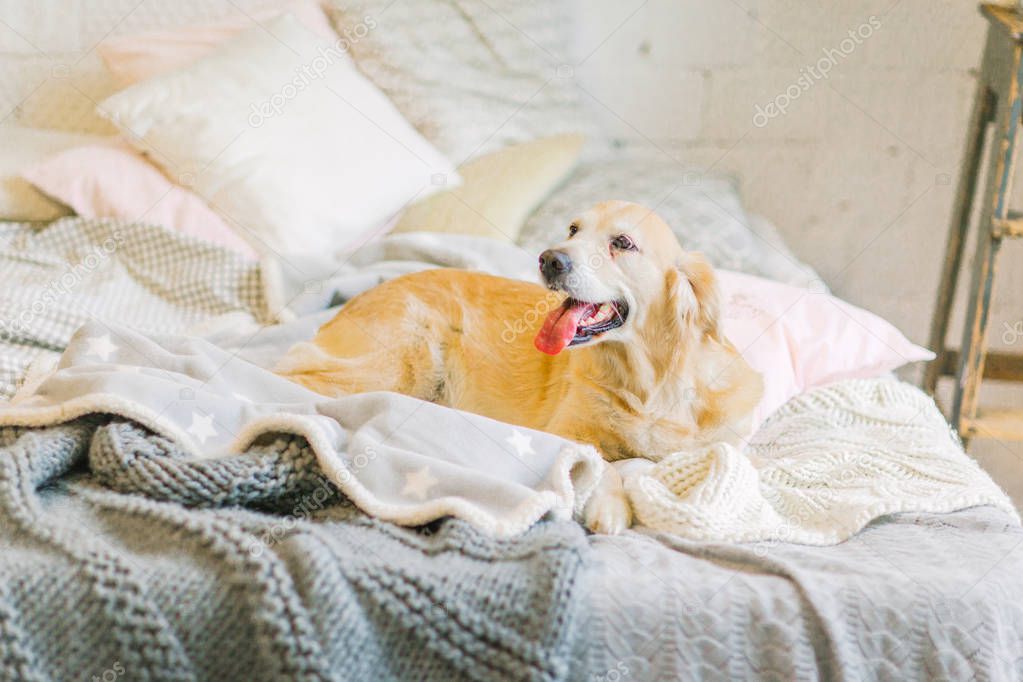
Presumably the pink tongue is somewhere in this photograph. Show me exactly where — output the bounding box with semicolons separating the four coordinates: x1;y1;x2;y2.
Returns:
534;301;590;355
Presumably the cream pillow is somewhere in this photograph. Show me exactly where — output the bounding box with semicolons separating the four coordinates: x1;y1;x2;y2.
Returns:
98;12;460;259
391;134;585;242
0;126;111;221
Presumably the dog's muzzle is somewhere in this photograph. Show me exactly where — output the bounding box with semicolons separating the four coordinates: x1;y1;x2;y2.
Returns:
534;248;630;355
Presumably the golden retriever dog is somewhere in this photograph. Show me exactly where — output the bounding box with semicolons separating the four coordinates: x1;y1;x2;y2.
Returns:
277;201;763;533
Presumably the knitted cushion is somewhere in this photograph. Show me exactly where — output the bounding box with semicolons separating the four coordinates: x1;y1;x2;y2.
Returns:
326;0;592;163
625;379;1017;544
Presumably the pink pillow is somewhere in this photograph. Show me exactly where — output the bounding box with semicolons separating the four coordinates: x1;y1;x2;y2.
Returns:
98;0;337;85
718;269;934;429
21;142;258;259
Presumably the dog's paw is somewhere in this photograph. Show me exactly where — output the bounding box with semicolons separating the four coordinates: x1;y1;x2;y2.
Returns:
584;489;633;535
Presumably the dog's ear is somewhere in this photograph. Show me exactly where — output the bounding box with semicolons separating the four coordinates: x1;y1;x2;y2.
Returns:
668;252;721;337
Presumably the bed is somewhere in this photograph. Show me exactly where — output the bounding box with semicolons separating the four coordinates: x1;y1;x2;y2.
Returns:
2;2;1022;681
0;151;1021;681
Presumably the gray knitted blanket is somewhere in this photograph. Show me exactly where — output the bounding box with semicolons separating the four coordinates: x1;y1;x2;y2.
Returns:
0;418;591;682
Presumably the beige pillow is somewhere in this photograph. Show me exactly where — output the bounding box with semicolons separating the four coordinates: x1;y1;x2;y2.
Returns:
391;134;585;242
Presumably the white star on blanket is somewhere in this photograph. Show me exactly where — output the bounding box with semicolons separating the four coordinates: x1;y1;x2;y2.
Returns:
505;430;535;458
84;334;118;361
187;411;217;444
401;466;439;500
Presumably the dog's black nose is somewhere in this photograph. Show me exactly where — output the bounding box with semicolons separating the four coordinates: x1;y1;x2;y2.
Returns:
539;249;572;280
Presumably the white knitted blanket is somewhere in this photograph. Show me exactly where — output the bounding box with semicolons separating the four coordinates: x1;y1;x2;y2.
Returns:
625;379;1020;544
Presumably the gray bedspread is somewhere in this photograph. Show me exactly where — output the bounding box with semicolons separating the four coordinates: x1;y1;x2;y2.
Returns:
580;505;1023;681
0;419;590;682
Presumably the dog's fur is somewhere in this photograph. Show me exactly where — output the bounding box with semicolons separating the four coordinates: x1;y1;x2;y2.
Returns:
277;201;763;532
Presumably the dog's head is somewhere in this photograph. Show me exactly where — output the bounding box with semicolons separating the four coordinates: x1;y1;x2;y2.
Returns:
534;200;720;355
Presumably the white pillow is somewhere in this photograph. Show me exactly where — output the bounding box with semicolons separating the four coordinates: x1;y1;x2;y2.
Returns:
0;126;111;221
98;12;460;259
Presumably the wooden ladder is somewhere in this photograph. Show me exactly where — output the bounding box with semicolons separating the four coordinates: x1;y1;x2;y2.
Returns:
923;4;1023;443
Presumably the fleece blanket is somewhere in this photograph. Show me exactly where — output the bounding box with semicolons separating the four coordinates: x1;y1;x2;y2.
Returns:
6;321;604;538
0;419;590;682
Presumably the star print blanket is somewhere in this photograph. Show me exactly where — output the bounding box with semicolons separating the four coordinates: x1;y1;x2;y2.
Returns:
2;320;604;537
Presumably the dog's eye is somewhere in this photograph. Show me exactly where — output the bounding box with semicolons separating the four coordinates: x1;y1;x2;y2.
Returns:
568;224;579;238
611;234;636;251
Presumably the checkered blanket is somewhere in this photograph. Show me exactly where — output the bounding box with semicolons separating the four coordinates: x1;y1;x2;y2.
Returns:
0;218;271;398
